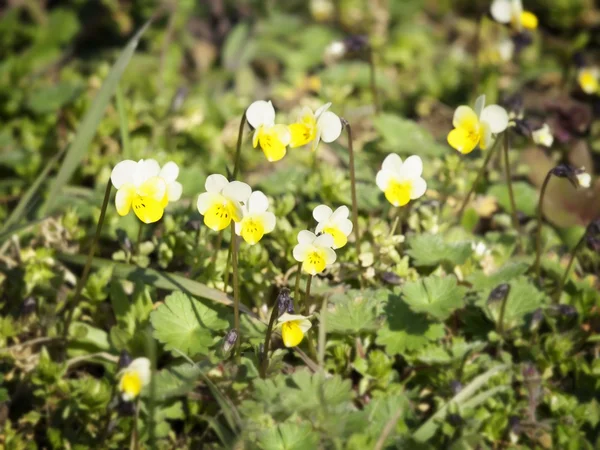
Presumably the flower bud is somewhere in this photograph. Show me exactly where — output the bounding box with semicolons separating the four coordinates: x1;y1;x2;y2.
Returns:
222;329;238;354
118;350;132;370
20;296;36;316
487;283;510;305
276;288;293;317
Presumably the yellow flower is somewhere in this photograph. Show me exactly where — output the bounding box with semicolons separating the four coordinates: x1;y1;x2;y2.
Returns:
312;205;353;249
288;102;342;152
196;174;251;231
118;357;151;401
491;0;538;31
234;191;276;245
447;95;509;154
246;100;291;162
578;68;599;95
292;230;337;275
110;159;180;224
376;154;427;207
276;313;312;347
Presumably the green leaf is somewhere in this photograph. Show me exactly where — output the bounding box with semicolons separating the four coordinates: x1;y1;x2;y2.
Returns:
406;233;472;267
256;421;320;450
149;362;205;401
150;291;229;357
42;19;152;214
402;275;466;320
322;289;387;334
115;84;131;159
467;262;530;291
373;114;447;157
26;81;82;115
488;182;538;217
376;294;445;356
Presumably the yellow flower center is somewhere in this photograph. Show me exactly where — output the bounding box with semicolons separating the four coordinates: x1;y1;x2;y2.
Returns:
240;217;265;245
384;179;413;207
520;11;538;30
579;70;598;95
281;320;304;347
115;177;166;224
302;249;326;275
447;115;482;154
322;226;347;249
289;113;317;149
120;371;142;400
132;196;164;224
254;126;287;162
204;201;238;231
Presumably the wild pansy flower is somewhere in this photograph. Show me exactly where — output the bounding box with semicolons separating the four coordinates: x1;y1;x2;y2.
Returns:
276;313;312;347
447;95;509;154
288;103;342;152
118;357;151;401
111;159;181;224
375;154;427;207
312;205;353;249
196;174;251;231
532;124;553;147
234;190;276;245
490;0;538;31
246;100;291;162
577;68;599;95
292;230;337;275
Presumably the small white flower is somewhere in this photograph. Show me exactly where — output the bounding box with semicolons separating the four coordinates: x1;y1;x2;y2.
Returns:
324;41;346;63
246;100;291;162
234;190;276;245
196;174;251;231
312;205;353;249
375;154;427;207
576;170;591;188
118;357;151;401
292;230;337;275
531;124;553;148
288;103;342;152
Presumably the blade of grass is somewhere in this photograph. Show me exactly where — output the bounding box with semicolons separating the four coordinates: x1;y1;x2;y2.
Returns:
412;364;509;442
57;253;259;320
115;84;131;159
42;19;153;214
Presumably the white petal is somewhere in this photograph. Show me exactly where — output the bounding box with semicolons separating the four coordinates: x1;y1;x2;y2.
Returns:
480;105;509;134
314;102;332;119
293;243;311;262
452;106;478;129
127;357;151;386
376;169;395;192
223;181;251;203
337;218;353;236
261;212;276;233
111;160;137;189
399;155;423;179
273;124;291;146
315;222;325;234
323;247;337;265
297;230;317;245
490;0;512;23
159;161;179;183
247;190;269;213
297;318;313;333
136;159;160;184
317;111;342;143
381;153;403;173
314;233;334;249
197;192;221;214
330;205;350;223
410;177;427;199
234;221;242;236
313;204;333;223
205;174;229;193
474;95;486;118
167;182;183;202
277;312;310;324
246;100;275;129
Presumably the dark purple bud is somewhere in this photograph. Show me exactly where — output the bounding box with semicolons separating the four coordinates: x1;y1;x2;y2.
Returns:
170;86;188;113
20;297;36;316
118;350;132;370
513;118;533;137
380;271;401;285
116;229;132;253
450;380;463;394
552;304;578;318
550;164;580;189
185;219;201;231
586;234;600;253
512;32;533;53
447;413;462;426
343;35;369;55
508;415;521;434
572;52;586;69
117;398;136;415
223;329;238;353
530;308;544;330
487;283;510;305
276;288;293;317
503;92;524;115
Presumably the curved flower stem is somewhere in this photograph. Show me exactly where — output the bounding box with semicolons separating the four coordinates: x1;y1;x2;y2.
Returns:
260;303;279;378
555;231;587;303
368;46;380;114
341;119;361;261
232;111;247;180
502;131;523;251
293;262;302;312
223;234;234;292
456;136;501;222
533;170;553;281
62;180;112;341
303;275;313;315
230;223;241;362
210;230;223;266
303;275;318;360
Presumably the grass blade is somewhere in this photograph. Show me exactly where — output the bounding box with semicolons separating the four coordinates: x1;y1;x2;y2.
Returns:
115;84;131;159
42;19;152;214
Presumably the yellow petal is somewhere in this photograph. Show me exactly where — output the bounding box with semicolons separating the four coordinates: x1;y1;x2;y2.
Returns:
323;226;347;249
302;249;327;275
132;196;164;224
204;202;233;231
258;128;288;162
289;119;316;148
115;183;135;216
453;106;479;130
447;128;479;154
240;217;265;245
520;11;538;30
138;176;167;202
119;371;142;400
281;320;304;347
384;180;412;207
578;70;598;94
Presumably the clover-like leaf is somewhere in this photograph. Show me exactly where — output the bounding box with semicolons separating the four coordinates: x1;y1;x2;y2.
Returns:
322;289;387;334
406;233;472;267
150;291;229;357
402;275;466;320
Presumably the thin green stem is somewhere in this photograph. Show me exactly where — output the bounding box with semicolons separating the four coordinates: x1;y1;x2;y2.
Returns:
210;230;223;266
303;274;318;360
367;46;380;114
497;287;511;336
136;221;143;255
502;131;523;251
260;303;279;378
232;111;247;180
223;233;233;292
456;135;501;223
231;223;241;362
303;275;313;315
555;231;587;303
130;398;140;450
116;84;131;159
62;180;112;341
342;119;361;260
293;262;302;312
533;170;553;281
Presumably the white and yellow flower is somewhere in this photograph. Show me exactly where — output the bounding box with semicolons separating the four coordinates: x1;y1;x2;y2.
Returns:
312;205;353;249
292;230;337;275
490;0;538;31
376;154;427;207
246;100;291;162
578;68;599;95
276;313;312;347
532;124;553;147
447;95;509;154
234;190;276;245
111;159;181;224
196;174;251;231
118;357;151;402
288;102;342;152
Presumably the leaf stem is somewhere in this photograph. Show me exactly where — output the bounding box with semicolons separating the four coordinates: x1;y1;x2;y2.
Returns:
555;230;588;303
260;302;279;378
341;119;361;261
210;230;223;266
136;221;143;255
232;111;247;180
293;262;302;312
223;233;233;292
503;131;522;251
533;170;553;282
231;223;241;362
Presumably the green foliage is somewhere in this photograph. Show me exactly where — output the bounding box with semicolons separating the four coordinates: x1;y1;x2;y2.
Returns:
406;233;473;267
322;289;387;334
373;114;447;157
402;275;466;320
